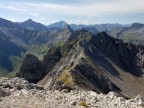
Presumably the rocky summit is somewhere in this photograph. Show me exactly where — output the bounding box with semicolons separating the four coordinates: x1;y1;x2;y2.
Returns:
0;77;144;108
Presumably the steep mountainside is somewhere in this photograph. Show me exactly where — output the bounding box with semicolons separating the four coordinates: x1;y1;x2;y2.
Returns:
18;30;144;98
0;26;72;47
0;18;72;74
0;37;26;72
0;18;20;28
108;23;144;45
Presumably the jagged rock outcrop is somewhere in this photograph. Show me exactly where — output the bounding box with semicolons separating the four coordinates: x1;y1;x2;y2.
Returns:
16;54;46;83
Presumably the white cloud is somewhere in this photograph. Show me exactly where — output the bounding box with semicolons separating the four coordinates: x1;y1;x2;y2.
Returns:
1;0;144;16
0;0;144;24
6;6;27;12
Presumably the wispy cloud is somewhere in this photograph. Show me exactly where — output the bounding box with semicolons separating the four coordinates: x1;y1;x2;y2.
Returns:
0;0;144;24
3;0;144;15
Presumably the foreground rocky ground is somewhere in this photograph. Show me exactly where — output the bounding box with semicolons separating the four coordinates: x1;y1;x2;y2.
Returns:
0;77;144;108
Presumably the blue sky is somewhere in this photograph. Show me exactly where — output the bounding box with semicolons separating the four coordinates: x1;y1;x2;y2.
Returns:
0;0;144;25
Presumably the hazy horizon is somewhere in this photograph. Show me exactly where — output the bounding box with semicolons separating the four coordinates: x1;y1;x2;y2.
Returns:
1;17;137;26
0;0;144;25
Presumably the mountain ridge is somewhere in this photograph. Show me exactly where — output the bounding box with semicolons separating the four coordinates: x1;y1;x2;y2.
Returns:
16;30;144;98
20;19;49;31
108;23;144;45
0;18;73;73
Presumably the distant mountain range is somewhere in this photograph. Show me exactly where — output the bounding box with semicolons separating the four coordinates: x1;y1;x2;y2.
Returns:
1;17;144;98
0;17;143;75
0;17;130;32
47;20;130;33
0;18;72;74
108;23;144;45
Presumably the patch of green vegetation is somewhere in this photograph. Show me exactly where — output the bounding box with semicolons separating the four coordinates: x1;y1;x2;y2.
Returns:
79;101;88;107
27;44;49;54
27;42;64;59
61;43;73;57
8;56;24;77
120;35;144;45
58;67;74;89
0;42;65;78
0;68;8;77
0;56;24;78
25;44;50;60
47;45;60;56
53;41;64;47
